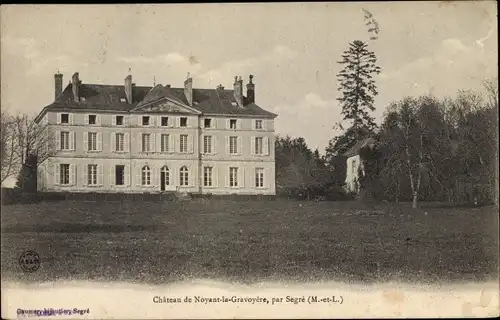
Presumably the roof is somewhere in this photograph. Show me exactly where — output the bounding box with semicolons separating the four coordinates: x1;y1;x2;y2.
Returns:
343;137;376;158
36;81;277;122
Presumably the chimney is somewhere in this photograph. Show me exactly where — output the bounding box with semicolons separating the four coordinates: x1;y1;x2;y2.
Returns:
246;75;255;104
124;75;133;103
233;76;243;107
71;72;81;102
184;76;193;106
54;72;63;100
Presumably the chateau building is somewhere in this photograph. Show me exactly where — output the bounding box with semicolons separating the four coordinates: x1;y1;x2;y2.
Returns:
35;72;277;195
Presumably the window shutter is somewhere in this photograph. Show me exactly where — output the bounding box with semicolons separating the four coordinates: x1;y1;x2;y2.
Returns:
124;133;129;152
239;167;245;188
238;136;242;155
80;164;85;187
212;136;217;154
188;135;194;153
56;131;61;151
237;119;242;130
69;114;74;125
136;166;142;186
214;167;219;187
175;134;180;153
264;137;270;156
266;168;272;189
157;116;161;127
139;133;143;152
70;164;77;186
83;164;88;186
153;167;158;187
226;119;230;129
262;120;267;130
97;132;102;151
98;165;104;186
138;116;142;126
71;132;76;150
83;132;88;151
111;133;116;152
112;115;116;126
156;133;161;152
251;137;255;155
109;165;114;186
124;165;130;186
225;136;230;154
84;114;89;125
212;118;217;129
175;117;180;128
96;114;101;125
250;168;256;188
55;164;60;185
169;134;174;153
150;133;156;153
225;167;230;187
57;113;62;124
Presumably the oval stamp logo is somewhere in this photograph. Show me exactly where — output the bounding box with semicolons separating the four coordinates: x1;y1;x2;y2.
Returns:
19;250;41;273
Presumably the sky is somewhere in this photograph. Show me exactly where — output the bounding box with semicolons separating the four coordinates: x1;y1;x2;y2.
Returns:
1;2;498;153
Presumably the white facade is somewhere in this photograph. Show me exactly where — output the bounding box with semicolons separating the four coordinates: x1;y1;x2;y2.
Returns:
37;109;276;195
344;155;362;193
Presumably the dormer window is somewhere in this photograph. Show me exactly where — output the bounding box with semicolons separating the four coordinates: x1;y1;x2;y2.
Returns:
180;117;187;127
60;113;69;124
204;118;212;128
88;115;97;125
229;119;237;129
120;98;126;102
115;116;124;126
142;116;150;126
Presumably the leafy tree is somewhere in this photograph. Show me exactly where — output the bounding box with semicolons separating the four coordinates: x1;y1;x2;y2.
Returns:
325;40;381;179
336;40;381;132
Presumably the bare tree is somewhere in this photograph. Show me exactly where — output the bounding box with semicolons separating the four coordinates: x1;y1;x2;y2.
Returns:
1;110;17;184
12;113;52;179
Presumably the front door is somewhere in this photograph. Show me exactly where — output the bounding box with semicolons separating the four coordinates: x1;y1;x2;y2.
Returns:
160;171;166;191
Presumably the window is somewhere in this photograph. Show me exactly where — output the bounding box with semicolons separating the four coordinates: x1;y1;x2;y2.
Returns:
229;136;238;154
88;115;96;125
180;166;189;186
161;134;169;152
61;114;69;124
229;119;237;129
229;167;238;187
87;164;98;186
88;132;97;151
180;117;187;127
141;166;151;186
161;117;169;127
115;133;124;152
180;134;188;153
142;116;150;126
161;166;170;186
203;136;212;154
255;120;263;130
59;164;70;185
120;98;126;102
204;167;213;187
255;137;263;155
255;168;264;188
60;132;70;150
115;165;125;186
116;116;124;126
204;118;212;128
142;133;151;152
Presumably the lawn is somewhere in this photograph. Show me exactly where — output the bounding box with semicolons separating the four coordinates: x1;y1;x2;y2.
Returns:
1;199;498;285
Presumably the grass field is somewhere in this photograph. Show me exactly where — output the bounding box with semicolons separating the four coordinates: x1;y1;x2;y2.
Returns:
1;199;498;285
